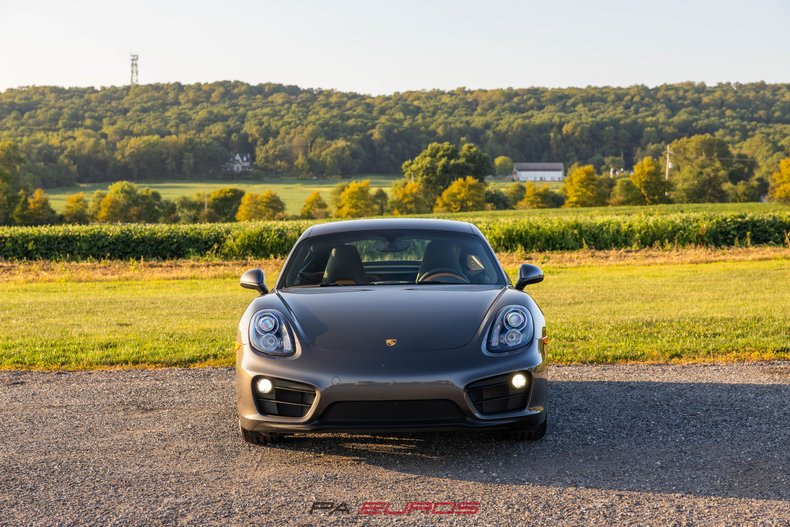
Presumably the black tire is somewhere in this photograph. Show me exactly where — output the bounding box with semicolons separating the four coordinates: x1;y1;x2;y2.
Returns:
239;421;284;445
503;415;547;441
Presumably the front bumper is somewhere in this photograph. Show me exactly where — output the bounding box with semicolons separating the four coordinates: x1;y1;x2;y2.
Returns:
236;340;548;434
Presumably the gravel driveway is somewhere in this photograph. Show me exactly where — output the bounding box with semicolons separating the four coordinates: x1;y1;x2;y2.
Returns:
1;364;788;526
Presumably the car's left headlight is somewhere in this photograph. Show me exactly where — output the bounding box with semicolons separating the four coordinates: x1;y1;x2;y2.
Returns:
249;310;294;356
488;305;534;352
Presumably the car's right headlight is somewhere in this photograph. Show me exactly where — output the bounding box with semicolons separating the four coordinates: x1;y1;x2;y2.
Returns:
488;305;534;352
249;310;294;356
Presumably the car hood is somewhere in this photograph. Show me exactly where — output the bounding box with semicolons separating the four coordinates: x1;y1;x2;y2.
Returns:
277;285;505;353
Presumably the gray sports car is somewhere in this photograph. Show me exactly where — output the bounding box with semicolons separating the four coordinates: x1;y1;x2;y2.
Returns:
236;218;548;443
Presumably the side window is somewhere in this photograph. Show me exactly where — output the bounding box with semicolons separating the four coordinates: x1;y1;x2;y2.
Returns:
465;253;485;272
461;247;496;284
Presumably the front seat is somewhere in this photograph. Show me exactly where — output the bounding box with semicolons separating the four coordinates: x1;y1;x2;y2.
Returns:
416;240;468;283
323;245;369;285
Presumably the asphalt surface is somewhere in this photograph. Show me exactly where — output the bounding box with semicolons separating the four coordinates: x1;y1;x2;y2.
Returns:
1;363;788;526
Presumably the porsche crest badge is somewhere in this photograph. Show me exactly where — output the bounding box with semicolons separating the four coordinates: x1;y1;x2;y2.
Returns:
385;338;397;347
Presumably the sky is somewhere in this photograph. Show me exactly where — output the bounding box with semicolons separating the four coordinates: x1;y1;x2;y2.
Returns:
0;0;788;94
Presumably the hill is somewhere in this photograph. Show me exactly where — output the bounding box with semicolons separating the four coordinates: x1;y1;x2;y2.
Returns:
1;82;788;188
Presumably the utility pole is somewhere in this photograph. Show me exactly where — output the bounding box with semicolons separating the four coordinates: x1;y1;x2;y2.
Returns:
665;145;671;181
130;54;139;86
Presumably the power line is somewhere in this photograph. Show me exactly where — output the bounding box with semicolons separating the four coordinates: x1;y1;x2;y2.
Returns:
665;146;758;182
667;151;758;164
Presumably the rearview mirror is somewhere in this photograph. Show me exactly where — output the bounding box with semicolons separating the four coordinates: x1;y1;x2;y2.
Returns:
515;263;543;290
240;268;269;295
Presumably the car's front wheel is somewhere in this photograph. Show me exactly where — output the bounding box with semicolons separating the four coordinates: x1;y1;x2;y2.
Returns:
239;420;283;445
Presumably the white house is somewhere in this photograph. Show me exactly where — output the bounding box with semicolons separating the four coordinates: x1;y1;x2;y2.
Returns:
226;153;253;174
514;162;564;182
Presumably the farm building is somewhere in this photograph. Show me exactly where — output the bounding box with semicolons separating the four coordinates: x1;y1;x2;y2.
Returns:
514;162;564;182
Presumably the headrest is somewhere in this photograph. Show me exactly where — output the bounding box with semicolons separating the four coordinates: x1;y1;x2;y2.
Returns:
323;245;369;285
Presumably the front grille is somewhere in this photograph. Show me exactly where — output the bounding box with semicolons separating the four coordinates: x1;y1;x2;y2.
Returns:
253;377;317;418
466;373;529;415
320;399;465;423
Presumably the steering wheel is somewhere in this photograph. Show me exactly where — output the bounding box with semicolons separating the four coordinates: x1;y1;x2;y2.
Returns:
417;268;469;284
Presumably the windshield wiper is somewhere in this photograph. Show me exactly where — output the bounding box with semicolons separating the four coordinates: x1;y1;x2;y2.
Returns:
415;280;462;285
319;281;341;287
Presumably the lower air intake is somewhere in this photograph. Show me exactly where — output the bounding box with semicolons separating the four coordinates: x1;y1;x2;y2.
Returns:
466;373;529;415
320;399;465;423
253;377;316;418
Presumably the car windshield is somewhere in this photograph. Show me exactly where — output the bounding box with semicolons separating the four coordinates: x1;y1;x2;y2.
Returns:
281;229;505;287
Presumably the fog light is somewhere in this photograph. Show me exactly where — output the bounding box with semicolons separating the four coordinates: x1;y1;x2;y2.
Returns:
511;373;527;390
256;378;274;394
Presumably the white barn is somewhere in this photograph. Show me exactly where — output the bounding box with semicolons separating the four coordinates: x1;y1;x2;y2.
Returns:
514;162;564;182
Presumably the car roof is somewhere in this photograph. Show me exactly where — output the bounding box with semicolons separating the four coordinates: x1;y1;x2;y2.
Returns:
304;218;476;237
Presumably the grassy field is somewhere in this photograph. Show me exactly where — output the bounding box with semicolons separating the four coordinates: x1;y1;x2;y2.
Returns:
45;177;789;220
45;174;401;215
1;248;788;369
44;175;548;214
443;201;790;219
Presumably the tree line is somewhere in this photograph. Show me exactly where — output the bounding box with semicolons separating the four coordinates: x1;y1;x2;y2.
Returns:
2;137;789;226
0;82;788;191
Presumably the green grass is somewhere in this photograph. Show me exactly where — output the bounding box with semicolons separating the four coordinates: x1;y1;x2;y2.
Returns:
1;258;788;369
527;259;790;363
45;174;400;215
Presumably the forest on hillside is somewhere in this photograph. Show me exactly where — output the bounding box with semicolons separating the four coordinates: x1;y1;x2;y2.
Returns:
0;82;788;188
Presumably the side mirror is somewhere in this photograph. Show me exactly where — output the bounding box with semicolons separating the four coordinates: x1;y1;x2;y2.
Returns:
240;268;269;295
515;263;543;290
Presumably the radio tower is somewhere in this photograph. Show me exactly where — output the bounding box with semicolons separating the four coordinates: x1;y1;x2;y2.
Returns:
130;53;139;85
